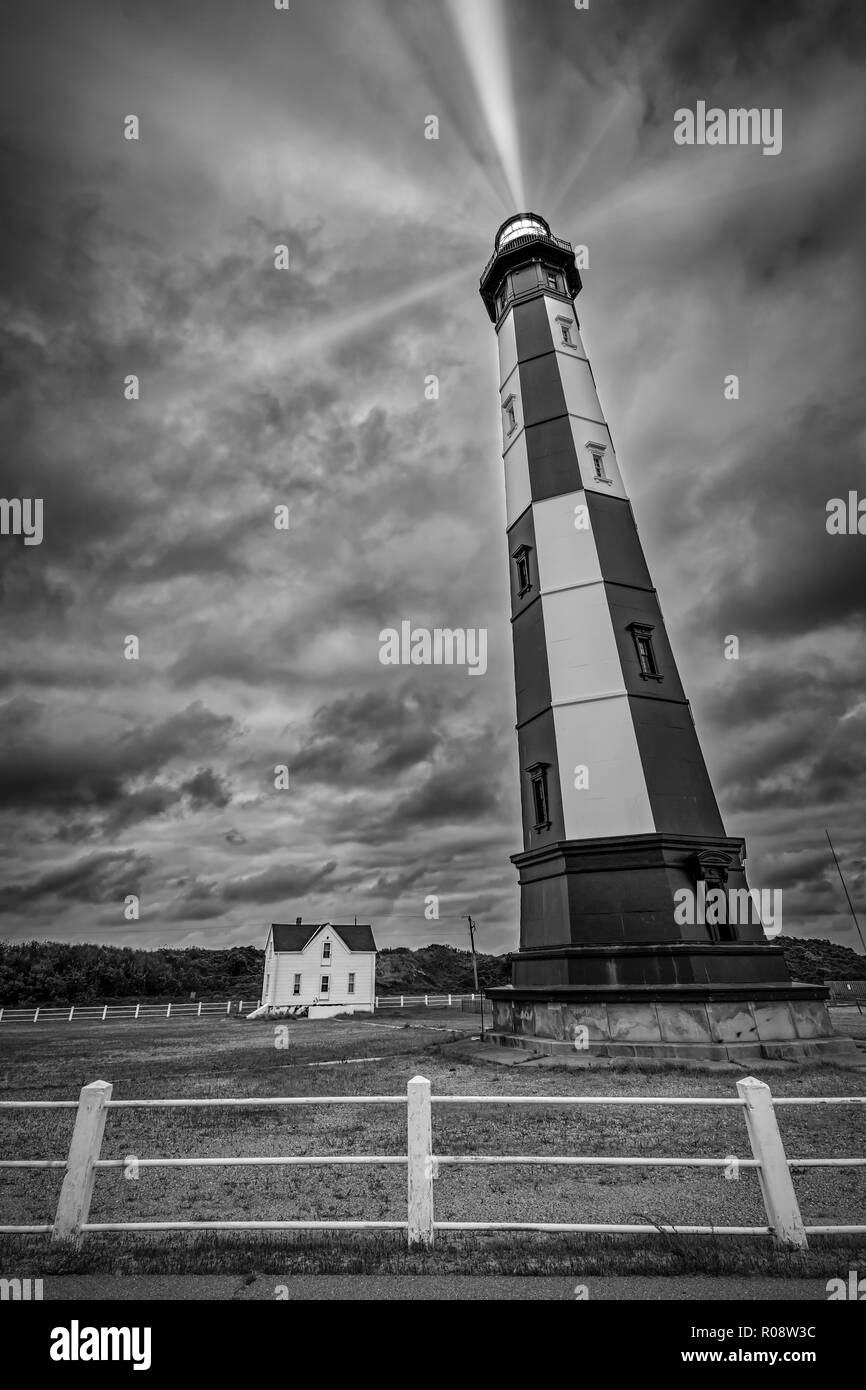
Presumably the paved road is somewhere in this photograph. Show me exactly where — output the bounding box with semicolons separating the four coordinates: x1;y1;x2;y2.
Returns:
28;1274;840;1300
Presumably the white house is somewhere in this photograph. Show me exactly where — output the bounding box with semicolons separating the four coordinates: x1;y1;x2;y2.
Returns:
260;919;377;1018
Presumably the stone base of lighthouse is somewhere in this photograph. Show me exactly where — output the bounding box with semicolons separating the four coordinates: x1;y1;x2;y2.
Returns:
486;834;858;1062
485;986;855;1061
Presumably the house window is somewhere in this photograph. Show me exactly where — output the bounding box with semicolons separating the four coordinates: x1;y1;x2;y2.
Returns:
348;973;355;994
628;622;662;680
527;762;551;831
512;544;532;597
320;975;330;994
322;940;331;962
587;441;611;484
503;394;517;436
293;974;301;995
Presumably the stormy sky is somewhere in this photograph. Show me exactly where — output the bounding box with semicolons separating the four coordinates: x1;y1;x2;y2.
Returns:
1;0;865;955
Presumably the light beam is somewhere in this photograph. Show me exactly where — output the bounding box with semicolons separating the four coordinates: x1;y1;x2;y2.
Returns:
446;0;526;211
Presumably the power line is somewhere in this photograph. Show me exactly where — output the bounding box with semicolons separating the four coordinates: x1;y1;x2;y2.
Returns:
825;829;866;956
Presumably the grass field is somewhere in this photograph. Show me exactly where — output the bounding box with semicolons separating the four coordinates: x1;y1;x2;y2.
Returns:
1;1009;864;1278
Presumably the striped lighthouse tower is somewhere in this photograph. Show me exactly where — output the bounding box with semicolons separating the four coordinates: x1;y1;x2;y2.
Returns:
480;213;849;1060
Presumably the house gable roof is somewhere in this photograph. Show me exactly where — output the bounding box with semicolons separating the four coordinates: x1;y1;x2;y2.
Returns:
271;922;377;954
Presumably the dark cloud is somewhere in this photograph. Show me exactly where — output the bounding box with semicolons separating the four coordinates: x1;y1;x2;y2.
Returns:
384;759;502;830
221;860;338;904
0;849;151;910
289;687;446;785
0;701;237;840
180;767;232;810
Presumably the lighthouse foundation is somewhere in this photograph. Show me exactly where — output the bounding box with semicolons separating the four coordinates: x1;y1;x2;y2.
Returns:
485;833;857;1060
485;984;856;1061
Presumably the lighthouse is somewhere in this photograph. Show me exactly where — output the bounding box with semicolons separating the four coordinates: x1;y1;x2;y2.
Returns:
480;213;851;1060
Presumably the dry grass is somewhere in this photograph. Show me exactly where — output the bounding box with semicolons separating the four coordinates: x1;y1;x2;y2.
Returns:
1;1012;864;1276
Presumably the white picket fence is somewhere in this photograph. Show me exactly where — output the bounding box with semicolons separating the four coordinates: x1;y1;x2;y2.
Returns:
0;995;490;1024
0;1001;249;1024
0;1076;864;1249
375;993;489;1010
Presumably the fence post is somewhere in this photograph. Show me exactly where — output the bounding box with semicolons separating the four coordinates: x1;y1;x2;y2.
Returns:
407;1076;434;1249
400;996;404;1008
448;994;452;1006
68;1007;74;1022
226;1001;231;1016
134;1004;140;1020
52;1079;113;1245
424;994;428;1007
101;1006;107;1022
197;1001;202;1017
166;1004;171;1019
33;1008;39;1023
737;1076;807;1248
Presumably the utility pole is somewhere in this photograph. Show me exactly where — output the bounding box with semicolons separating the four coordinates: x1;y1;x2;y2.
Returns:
466;915;479;992
466;915;484;1040
826;829;866;955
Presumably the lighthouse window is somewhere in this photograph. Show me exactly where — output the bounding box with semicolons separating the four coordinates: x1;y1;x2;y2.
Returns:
527;763;551;830
547;272;560;290
512;544;532;597
496;292;506;317
628;622;662;680
636;634;656;676
557;317;574;346
587;441;610;482
503;395;517;436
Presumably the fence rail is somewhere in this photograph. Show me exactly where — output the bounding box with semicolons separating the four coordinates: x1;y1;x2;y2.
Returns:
0;1001;249;1024
375;993;490;1011
0;1077;864;1248
0;994;492;1023
828;979;866;1011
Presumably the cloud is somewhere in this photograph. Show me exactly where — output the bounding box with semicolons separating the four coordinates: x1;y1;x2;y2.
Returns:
0;0;864;952
0;849;151;910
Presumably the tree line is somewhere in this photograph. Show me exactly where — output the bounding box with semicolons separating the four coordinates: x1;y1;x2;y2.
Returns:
0;941;263;1006
0;934;860;1006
